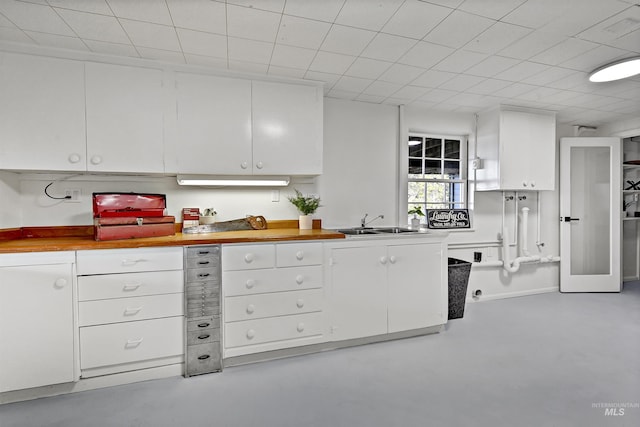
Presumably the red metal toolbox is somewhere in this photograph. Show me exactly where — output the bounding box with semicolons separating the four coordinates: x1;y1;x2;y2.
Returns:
92;193;175;241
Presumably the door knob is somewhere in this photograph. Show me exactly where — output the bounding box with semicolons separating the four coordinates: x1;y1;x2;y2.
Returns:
562;217;580;222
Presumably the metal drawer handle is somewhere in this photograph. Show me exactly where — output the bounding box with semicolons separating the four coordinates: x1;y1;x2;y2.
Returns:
198;354;210;360
122;283;141;291
124;307;143;315
121;259;146;266
197;322;210;328
198;273;210;278
198;261;210;265
198;334;210;340
197;251;210;255
126;338;144;346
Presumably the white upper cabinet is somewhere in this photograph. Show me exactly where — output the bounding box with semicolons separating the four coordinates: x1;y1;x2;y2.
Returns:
85;62;165;173
252;81;323;175
167;72;252;174
0;52;86;171
476;108;556;191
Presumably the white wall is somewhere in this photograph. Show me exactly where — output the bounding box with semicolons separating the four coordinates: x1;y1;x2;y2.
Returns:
0;171;20;228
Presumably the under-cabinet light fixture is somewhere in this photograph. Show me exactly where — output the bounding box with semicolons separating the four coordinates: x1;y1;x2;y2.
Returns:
589;56;640;82
176;175;290;187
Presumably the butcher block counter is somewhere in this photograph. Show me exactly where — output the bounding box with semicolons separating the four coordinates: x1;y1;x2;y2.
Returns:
0;220;345;253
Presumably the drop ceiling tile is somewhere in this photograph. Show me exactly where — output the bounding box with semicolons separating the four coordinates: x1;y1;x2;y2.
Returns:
25;31;88;50
608;29;640;53
398;41;454;68
120;19;180;51
539;89;582;105
335;0;404;31
228;37;273;64
458;0;525;20
0;27;33;43
411;69;457;88
360;33;417;62
227;0;285;14
356;94;387;103
137;47;185;63
445;92;492;108
106;0;172;25
378;63;425;85
362;80;403;97
327;89;359;100
48;0;113;15
304;70;342;87
492;82;538;98
309;50;355;74
559;45;629;72
530;37;598;65
516;86;561;102
410;99;440;109
391;85;430;101
0;13;16;28
228;59;269;74
519;66;576;86
277;15;331;49
227;4;281;42
546;71;589;90
166;0;226;34
497;31;566;60
564;93;622;109
283;0;345;22
424;10;494;49
419;88;458;103
501;0;571;29
344;57;393;79
176;28;226;57
464;55;520;78
425;0;464;8
56;8;130;44
320;24;376;56
268;65;306;78
465;78;513;95
552;1;633;39
84;39;139;56
184;53;227;68
463;22;531;54
438;74;486;92
0;0;74;36
270;44;316;70
494;61;550;82
432;50;488;73
333;76;373;93
381;0;451;40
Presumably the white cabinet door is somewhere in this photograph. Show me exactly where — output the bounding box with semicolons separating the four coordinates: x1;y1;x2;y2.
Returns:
85;62;165;173
0;263;75;392
0;52;86;171
170;72;252;174
252;81;323;175
329;246;387;341
387;243;445;333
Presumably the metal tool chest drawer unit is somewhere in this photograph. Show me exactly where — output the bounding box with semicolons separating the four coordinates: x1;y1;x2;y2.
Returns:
184;245;222;376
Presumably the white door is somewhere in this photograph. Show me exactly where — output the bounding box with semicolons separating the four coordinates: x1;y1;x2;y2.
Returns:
560;137;621;292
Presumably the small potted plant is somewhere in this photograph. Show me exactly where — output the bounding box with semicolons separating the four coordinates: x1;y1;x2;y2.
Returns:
288;189;321;230
408;206;424;228
200;207;217;225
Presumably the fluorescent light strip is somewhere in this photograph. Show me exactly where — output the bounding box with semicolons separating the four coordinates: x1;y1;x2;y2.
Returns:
177;175;290;187
589;57;640;82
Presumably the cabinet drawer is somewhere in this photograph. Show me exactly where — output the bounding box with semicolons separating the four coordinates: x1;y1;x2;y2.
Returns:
80;316;183;370
186;342;221;376
224;312;323;348
79;293;184;326
185;267;220;283
186;281;220;298
225;289;323;322
276;242;323;267
78;270;183;301
185;257;220;270
186;328;220;345
222;245;275;271
187;316;220;332
77;247;183;275
223;265;322;296
185;246;220;259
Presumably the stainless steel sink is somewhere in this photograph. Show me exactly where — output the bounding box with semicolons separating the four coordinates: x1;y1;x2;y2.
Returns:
336;227;420;236
336;228;379;235
372;227;418;234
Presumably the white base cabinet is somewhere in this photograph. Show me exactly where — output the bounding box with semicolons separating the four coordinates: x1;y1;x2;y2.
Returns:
0;252;76;393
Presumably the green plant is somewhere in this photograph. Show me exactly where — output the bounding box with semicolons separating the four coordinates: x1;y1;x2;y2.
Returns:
408;206;425;217
288;189;321;215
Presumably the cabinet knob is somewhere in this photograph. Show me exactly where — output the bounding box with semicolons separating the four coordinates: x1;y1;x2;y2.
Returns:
296;299;304;308
54;278;67;288
240;161;249;169
246;304;255;315
90;155;103;165
530;181;536;188
389;255;397;264
522;181;528;187
246;279;256;289
244;253;254;263
296;251;304;261
295;275;304;285
256;161;264;169
246;329;256;340
297;323;305;332
68;153;81;164
380;256;388;265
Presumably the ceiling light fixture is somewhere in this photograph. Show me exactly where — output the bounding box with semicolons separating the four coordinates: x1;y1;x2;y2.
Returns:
177;175;290;187
589;56;640;82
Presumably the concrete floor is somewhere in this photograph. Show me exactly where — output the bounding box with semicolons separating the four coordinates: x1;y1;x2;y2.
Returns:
1;284;639;427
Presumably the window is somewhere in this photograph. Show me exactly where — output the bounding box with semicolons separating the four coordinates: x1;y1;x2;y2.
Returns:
407;133;468;224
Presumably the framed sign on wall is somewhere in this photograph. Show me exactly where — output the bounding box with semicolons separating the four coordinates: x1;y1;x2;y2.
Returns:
426;209;471;229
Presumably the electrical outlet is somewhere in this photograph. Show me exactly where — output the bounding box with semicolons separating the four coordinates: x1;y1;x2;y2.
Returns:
64;188;81;203
271;190;280;202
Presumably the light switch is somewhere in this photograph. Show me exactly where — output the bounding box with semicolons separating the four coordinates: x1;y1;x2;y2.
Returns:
271;190;280;202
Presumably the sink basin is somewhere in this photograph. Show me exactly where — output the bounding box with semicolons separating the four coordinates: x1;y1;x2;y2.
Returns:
336;228;379;235
372;227;418;234
336;227;420;236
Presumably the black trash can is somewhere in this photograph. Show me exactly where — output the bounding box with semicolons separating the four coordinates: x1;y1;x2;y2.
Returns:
448;257;472;319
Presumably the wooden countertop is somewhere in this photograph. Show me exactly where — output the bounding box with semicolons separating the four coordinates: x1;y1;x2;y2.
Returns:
0;221;345;254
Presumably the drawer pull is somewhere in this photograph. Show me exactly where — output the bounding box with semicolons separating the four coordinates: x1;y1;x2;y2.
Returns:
198;354;211;360
246;279;256;289
198;334;210;340
197;261;210;265
297;323;305;332
295;275;304;285
197;322;210;328
54;278;67;288
296;299;304;308
246;304;255;314
244;253;255;263
198;273;210;278
389;256;397;264
296;251;304;261
125;338;144;347
122;283;141;291
246;329;256;339
121;258;146;266
380;256;388;265
197;251;211;255
124;307;143;315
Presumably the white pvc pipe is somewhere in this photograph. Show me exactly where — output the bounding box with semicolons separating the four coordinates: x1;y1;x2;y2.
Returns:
521;207;530;257
536;191;543;250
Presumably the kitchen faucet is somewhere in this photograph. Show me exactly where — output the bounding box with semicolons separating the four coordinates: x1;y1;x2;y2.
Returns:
360;213;384;228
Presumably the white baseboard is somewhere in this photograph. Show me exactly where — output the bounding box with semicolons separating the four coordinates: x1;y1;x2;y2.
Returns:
467;286;558;303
